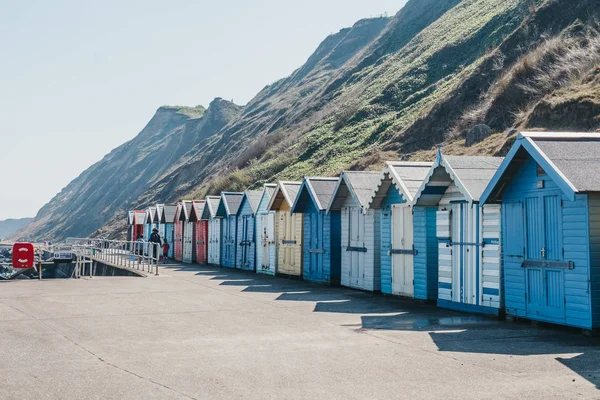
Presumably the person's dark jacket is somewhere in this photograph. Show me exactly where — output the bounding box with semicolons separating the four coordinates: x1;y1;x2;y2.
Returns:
149;232;162;246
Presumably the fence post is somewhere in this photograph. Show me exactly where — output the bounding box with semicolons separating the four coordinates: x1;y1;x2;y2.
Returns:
155;243;159;276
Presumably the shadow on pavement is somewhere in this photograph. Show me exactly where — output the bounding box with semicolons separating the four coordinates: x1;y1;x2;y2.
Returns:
172;262;600;388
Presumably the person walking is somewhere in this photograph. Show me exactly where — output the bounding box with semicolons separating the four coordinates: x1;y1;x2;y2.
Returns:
149;228;162;261
162;240;170;264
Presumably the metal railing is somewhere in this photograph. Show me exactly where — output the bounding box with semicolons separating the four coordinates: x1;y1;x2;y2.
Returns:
66;238;160;276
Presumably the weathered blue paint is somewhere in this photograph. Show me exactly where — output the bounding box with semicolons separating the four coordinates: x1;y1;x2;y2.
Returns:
413;207;438;300
293;180;342;285
164;224;175;258
220;215;237;268
488;149;599;329
235;195;257;271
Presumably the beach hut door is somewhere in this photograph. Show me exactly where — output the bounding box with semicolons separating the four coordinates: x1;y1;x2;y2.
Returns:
183;222;194;263
348;206;365;288
208;219;220;265
309;212;324;278
524;193;564;319
240;216;251;267
392;204;414;296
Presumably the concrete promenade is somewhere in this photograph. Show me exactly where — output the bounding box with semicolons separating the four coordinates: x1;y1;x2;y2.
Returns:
0;262;599;399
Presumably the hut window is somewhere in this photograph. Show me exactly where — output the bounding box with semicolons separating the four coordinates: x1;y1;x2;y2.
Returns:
536;163;546;176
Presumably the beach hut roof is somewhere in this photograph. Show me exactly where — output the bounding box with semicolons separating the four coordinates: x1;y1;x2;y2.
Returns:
257;184;277;212
369;162;433;208
412;151;504;206
191;200;206;221
153;205;163;221
146;207;156;224
134;210;146;225
481;132;600;204
179;200;195;222
291;177;338;213
161;205;178;224
202;196;221;219
241;190;264;215
217;192;244;216
128;210;135;225
327;171;380;212
268;181;302;211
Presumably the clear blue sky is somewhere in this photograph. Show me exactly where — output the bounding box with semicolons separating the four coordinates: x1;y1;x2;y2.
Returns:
0;0;406;220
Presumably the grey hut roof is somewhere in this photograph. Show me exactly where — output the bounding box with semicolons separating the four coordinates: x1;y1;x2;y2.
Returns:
146;207;156;223
481;132;600;204
307;177;339;210
134;210;146;225
369;162;433;208
192;200;205;221
268;181;302;211
161;205;177;224
526;132;600;192
179;200;194;221
128;210;135;225
257;184;277;214
203;196;221;219
412;152;504;206
154;205;163;221
217;192;244;216
327;171;381;212
243;190;264;215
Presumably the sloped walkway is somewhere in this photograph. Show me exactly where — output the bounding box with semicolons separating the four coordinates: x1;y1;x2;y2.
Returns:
0;261;599;399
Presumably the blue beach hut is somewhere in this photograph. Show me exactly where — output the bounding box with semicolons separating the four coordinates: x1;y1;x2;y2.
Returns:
161;204;177;259
216;192;244;268
256;184;277;275
291;177;341;285
412;151;504;315
368;162;433;298
236;190;263;271
481;132;600;331
202;196;222;266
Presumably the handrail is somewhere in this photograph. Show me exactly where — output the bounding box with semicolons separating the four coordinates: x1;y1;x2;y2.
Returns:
67;238;160;276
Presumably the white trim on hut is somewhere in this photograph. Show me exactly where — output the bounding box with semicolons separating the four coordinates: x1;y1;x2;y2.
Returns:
412;151;504;315
327;171;381;292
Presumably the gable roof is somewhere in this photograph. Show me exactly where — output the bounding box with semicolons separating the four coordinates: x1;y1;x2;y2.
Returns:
412;151;504;206
134;210;146;225
192;200;206;221
217;192;244;216
161;205;178;224
291;177;339;213
202;196;221;219
145;207;157;224
154;205;163;222
128;210;135;225
327;171;380;212
174;202;183;223
239;190;263;215
481;132;600;204
268;181;302;211
179;200;194;222
257;184;277;213
369;162;433;208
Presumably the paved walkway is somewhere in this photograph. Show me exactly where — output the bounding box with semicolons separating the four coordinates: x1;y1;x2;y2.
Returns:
0;262;599;399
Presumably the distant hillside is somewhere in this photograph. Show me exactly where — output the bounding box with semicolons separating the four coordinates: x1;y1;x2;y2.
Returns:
15;99;242;241
0;218;33;240
15;0;600;241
